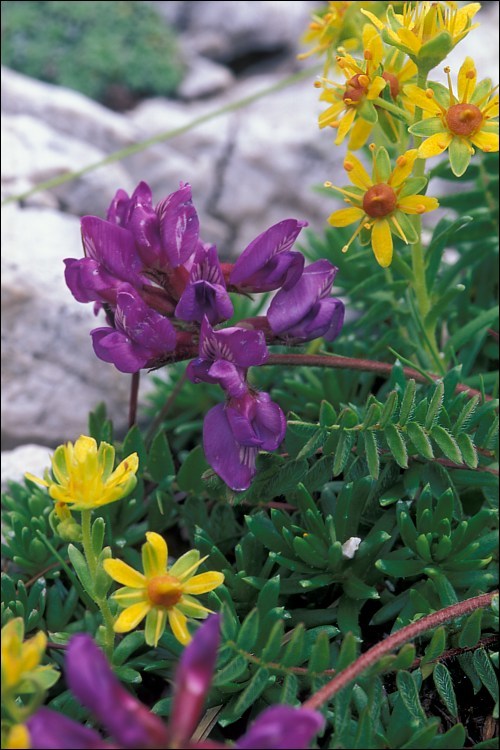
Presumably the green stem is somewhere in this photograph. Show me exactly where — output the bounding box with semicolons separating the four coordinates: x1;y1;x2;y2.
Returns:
80;509;115;658
374;96;412;122
409;68;444;372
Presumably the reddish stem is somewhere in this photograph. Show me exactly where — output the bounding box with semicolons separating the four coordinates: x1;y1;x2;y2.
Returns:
303;592;498;710
266;353;494;402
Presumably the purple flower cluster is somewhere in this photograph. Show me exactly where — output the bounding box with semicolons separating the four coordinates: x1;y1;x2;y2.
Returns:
28;616;324;750
65;182;345;490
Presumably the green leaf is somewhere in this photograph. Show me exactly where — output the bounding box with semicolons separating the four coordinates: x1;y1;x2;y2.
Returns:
261;620;285;662
399;379;416;426
308;630;331;673
448;306;499;351
473;649;499;702
148;432;175;481
456;434;478;468
122;424;147;473
281;625;305;667
458;609;483;649
396;670;426;723
379;391;399;428
213;655;248;686
385;423;408;468
236;609;260;651
332;430;355;476
336;632;358;672
407;422;434;459
177;445;209;494
67;544;93;595
425;381;444;431
430;426;462;464
231;667;271;717
91;517;105;557
433;662;458;718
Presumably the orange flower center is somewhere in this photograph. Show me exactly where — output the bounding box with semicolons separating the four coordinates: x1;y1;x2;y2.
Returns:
382;72;400;99
363;184;397;218
445;103;483;137
343;74;369;104
147;575;183;608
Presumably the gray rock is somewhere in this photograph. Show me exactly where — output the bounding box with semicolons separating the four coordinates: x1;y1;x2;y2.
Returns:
1;66;138;153
0;204;152;449
178;55;236;100
1;444;52;492
1;113;133;215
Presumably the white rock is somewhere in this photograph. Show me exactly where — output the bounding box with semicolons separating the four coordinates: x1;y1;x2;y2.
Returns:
1;113;133;215
179;55;235;100
1;66;138;153
0;204;153;447
341;537;362;560
1;444;52;491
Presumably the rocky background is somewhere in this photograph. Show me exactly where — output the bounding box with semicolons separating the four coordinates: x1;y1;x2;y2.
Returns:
2;0;499;484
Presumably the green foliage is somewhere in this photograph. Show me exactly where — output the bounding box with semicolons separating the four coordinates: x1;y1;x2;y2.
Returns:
1;1;184;107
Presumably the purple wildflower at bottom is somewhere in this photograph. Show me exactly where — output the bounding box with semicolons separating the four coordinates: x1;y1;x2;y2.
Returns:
203;391;286;492
91;283;177;373
27;617;324;750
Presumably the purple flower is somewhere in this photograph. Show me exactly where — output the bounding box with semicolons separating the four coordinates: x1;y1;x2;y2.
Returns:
28;617;323;750
91;283;177;373
175;244;234;325
267;260;345;342
187;318;269;398
203;391;286;491
106;181;154;228
230;219;307;292
64;217;145;305
153;183;200;270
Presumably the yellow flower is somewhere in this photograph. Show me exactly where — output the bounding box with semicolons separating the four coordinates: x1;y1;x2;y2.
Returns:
3;725;31;750
326;147;439;267
25;435;139;511
406;58;499;176
318;26;388;149
362;2;480;69
1;619;57;696
103;532;225;646
300;1;357;68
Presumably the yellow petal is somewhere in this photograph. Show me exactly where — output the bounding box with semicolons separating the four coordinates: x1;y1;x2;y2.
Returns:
112;587;148;605
107;453;139;487
335;107;357;145
183;571;225;595
103;558;146;588
398;59;418;84
327;207;365;227
168;607;191;645
348;117;373;150
113;602;150;632
418;132;453;158
343;152;373;189
397;28;421;55
470;130;499;153
367;76;387;101
24;472;49;487
142;532;168;578
5;724;31;750
398;195;440;214
318;101;344;129
177;594;212;619
389;149;418;187
371;220;393;268
360;9;385;30
403;85;442;115
458;57;477;102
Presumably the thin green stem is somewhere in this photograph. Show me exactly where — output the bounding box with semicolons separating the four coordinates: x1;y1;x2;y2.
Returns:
80;509;115;657
374;96;412;122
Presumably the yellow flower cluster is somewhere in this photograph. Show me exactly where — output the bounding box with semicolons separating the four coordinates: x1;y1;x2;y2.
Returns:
301;1;498;267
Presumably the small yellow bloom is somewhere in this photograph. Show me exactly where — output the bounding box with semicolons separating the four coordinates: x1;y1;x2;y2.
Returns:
406;58;499;176
318;27;388;149
326;147;439;267
25;435;138;511
103;532;225;646
3;724;31;749
300;1;357;69
363;2;480;68
1;619;57;696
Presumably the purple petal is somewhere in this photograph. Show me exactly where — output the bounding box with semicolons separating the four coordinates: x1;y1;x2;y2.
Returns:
230;220;307;291
267;260;338;335
127;203;162;267
157;183;200;268
66;634;169;749
203;404;257;491
170;616;221;745
80;217;144;287
236;706;325;750
28;708;110;749
64;258;119;304
199;318;269;369
226;392;286;451
91;328;149;373
106;182;153;226
175;281;234;325
116;285;177;354
279;297;345;343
